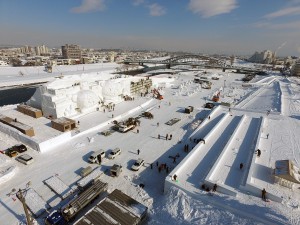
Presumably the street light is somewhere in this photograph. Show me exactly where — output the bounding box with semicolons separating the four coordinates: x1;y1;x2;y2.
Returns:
8;181;33;225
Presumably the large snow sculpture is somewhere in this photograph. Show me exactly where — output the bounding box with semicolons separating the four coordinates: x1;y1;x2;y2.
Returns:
102;80;125;103
77;90;99;113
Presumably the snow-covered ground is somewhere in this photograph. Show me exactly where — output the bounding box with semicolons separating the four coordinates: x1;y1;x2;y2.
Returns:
0;63;300;225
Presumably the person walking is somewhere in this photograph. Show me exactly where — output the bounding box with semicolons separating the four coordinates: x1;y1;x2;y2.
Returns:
212;184;217;192
256;149;261;157
173;174;177;181
158;134;160;139
157;122;159;127
266;133;269;139
169;134;172;140
137;149;140;155
240;163;244;170
262;188;267;201
166;134;168;140
137;129;139;134
97;155;102;165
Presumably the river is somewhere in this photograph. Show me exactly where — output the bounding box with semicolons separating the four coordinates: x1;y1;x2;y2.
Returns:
0;87;36;107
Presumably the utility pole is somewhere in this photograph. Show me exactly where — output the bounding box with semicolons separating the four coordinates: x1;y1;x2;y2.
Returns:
16;189;33;225
8;182;33;225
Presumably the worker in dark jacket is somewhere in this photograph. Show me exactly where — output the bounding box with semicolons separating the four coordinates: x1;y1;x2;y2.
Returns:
256;149;261;157
262;188;267;200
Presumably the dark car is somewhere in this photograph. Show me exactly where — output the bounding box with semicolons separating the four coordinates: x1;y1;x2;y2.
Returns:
204;103;215;109
13;144;27;153
45;211;67;225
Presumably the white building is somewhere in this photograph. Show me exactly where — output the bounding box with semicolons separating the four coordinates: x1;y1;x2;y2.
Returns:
248;50;275;64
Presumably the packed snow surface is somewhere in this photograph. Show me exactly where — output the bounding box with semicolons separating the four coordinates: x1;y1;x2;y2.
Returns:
0;62;300;225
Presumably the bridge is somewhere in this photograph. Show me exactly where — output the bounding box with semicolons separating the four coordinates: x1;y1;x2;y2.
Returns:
123;54;223;68
123;54;263;73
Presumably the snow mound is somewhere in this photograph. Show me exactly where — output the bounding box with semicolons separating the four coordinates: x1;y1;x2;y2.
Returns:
0;166;17;185
148;187;257;225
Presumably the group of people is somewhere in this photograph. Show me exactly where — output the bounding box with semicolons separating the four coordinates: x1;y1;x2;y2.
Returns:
201;183;217;192
183;144;190;152
157;162;170;174
158;134;172;140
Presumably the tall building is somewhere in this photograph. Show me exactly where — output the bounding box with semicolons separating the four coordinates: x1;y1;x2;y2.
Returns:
248;50;275;64
35;45;49;55
35;46;41;56
62;44;81;59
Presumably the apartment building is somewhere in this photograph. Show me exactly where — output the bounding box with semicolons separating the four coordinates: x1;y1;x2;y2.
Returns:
61;44;81;59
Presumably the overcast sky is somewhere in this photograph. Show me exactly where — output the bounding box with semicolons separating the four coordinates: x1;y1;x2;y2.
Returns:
1;0;300;56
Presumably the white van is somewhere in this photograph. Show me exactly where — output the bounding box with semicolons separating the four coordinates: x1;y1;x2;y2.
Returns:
16;154;34;165
88;150;105;164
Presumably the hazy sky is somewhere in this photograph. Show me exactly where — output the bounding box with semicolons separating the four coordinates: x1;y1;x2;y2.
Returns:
1;0;300;56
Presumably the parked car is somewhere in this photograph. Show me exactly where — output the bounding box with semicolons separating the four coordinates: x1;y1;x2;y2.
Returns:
88;150;105;163
131;158;145;171
16;154;34;165
204;102;215;109
12;144;27;153
80;166;93;177
108;148;121;159
7;149;18;158
110;164;122;177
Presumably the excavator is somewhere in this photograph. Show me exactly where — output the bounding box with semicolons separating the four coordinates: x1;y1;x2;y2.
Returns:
153;88;163;100
212;91;220;102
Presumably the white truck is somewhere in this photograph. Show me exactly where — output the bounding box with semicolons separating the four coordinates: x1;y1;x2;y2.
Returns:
118;124;135;133
88;150;105;164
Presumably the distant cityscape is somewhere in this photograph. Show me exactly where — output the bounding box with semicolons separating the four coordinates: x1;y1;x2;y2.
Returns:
0;44;299;76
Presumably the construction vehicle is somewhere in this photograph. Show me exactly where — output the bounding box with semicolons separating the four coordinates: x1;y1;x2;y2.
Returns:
212;91;220;102
45;179;108;224
118;117;139;132
153;88;163;100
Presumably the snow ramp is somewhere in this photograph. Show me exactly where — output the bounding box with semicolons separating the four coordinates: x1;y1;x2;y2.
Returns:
205;116;262;196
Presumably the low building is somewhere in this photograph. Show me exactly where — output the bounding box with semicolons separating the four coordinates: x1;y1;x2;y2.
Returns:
17;104;43;118
0;114;35;136
75;189;148;225
51;117;76;132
